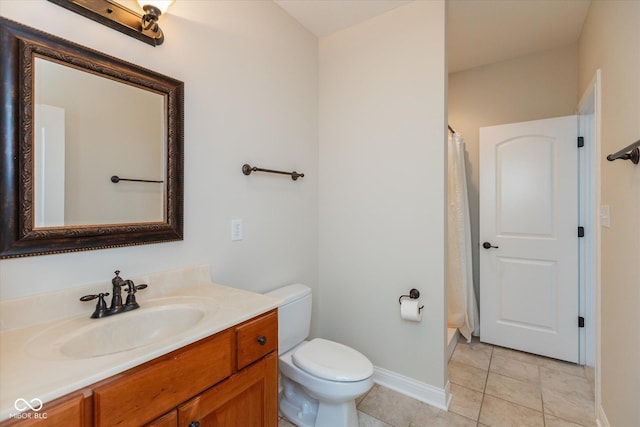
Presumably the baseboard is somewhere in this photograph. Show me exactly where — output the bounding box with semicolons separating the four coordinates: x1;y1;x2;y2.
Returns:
596;405;610;427
373;366;451;411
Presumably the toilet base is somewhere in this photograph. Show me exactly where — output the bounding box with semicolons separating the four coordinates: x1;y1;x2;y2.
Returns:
279;376;360;427
315;400;359;427
280;376;317;427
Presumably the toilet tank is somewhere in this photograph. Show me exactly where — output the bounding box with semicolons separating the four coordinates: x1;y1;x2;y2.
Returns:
265;284;312;354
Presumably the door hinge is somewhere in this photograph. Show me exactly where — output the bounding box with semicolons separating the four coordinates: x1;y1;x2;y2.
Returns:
578;316;585;327
577;136;584;148
578;226;585;238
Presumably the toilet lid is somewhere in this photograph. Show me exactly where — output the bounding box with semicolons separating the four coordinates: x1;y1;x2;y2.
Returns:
292;338;373;382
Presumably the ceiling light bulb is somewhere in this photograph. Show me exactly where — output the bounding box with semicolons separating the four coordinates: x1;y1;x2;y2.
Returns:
137;0;175;15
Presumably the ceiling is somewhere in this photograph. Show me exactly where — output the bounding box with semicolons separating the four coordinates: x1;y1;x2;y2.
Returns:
274;0;592;73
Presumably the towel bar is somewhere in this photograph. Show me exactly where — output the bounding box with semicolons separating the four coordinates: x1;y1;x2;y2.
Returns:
242;164;304;181
607;139;640;165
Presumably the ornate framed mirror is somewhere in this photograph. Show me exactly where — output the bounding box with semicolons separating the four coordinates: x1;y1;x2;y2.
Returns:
0;18;184;258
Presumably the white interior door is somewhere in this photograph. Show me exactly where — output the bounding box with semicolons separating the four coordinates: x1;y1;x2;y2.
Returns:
34;104;66;227
480;116;579;363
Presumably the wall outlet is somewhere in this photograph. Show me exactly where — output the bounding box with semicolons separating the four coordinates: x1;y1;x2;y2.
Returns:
231;219;243;241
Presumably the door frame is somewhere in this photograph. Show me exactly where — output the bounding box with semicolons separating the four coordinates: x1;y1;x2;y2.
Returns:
576;69;601;417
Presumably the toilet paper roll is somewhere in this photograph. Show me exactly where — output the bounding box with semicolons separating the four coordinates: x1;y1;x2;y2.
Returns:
400;298;422;322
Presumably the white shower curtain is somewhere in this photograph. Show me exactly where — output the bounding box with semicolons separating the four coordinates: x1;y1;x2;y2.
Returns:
447;132;479;342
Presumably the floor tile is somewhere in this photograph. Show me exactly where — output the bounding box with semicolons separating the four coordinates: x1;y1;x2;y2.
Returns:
489;354;540;384
540;367;595;427
545;414;589;427
358;411;394;427
540;366;593;396
485;372;542;411
449;383;483;421
451;339;493;370
278;417;296;427
357;389;372;406
351;336;595;427
448;359;489;392
478;395;544;427
357;383;421;427
492;345;539;366
584;366;595;398
538;356;587;378
408;401;476;427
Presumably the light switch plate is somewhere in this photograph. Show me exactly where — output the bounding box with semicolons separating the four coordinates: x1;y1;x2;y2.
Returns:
231;219;243;241
599;205;610;228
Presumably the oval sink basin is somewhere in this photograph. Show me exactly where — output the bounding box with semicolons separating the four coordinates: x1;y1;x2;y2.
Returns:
23;297;219;361
60;305;205;358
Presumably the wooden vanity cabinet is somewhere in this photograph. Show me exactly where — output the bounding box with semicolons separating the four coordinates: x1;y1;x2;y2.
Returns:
0;309;278;427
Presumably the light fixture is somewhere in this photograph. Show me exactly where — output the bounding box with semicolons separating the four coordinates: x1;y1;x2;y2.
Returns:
48;0;174;47
138;1;174;36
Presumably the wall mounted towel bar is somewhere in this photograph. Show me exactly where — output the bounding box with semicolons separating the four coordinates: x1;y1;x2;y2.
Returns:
110;175;164;183
606;139;640;165
242;164;304;181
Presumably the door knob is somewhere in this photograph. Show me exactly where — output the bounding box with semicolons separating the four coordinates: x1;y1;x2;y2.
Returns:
482;242;499;249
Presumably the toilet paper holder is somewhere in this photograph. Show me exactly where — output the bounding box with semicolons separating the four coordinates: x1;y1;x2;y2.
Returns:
398;288;424;312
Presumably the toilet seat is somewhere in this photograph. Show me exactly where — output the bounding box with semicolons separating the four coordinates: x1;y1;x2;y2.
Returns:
292;338;373;382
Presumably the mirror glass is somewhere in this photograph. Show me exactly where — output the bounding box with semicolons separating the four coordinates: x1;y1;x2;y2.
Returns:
34;57;166;227
0;18;184;259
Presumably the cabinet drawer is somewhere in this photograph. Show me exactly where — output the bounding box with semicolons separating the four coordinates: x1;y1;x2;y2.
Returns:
236;310;278;370
93;330;232;427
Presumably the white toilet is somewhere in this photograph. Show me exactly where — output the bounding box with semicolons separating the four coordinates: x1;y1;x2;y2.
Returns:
266;284;374;427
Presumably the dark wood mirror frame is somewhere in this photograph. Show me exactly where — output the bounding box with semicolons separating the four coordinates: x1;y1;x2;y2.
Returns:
0;18;184;258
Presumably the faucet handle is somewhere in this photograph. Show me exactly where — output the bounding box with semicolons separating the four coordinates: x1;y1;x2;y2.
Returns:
123;281;148;294
80;292;110;302
122;282;147;311
80;292;110;318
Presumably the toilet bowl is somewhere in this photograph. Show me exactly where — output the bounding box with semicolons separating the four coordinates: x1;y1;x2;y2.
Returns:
266;284;374;427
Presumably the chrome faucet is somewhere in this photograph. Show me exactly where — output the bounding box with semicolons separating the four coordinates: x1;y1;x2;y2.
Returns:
80;270;148;318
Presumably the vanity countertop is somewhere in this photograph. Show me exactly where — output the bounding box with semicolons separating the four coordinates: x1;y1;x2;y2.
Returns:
0;266;281;422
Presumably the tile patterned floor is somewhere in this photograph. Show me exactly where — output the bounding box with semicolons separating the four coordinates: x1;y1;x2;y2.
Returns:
278;336;596;427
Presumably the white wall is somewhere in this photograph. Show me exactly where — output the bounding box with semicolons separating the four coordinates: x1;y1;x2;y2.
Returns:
319;1;447;387
578;2;640;426
0;1;319;304
448;44;578;295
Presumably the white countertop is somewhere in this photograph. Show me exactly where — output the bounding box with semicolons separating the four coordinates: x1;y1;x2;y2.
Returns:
0;266;281;421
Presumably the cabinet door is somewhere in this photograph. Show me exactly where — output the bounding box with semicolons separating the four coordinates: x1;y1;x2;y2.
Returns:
0;393;90;427
146;410;177;427
178;353;277;427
